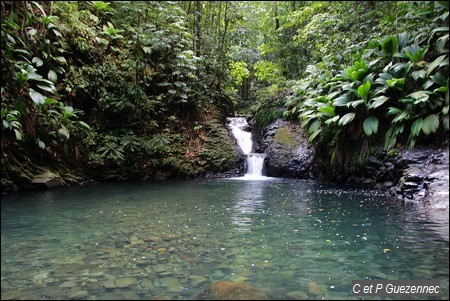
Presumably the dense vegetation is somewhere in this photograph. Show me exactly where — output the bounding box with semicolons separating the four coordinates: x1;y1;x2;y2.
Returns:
1;1;448;190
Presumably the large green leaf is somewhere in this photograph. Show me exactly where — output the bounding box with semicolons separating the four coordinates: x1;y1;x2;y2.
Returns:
443;115;449;131
426;55;447;76
430;72;447;86
58;125;70;140
338;112;355;126
410;118;423;137
325;115;339;125
381;36;397;56
317;106;335;117
48;70;57;82
369;96;389;109
411;69;426;81
357;81;371;101
408;91;431;103
392;111;410;123
308;119;321;134
32;57;43;67
347;99;364;108
333;93;352;107
363;116;379;136
403;44;428;64
308;128;322;143
36;83;55;93
29;88;45;104
386;77;405;90
422;114;439;135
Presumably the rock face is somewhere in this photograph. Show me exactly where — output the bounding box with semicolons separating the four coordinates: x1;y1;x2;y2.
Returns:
390;147;449;207
254;119;314;178
198;281;268;300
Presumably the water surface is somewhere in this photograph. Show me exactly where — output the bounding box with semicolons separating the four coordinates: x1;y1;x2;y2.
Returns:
1;179;448;299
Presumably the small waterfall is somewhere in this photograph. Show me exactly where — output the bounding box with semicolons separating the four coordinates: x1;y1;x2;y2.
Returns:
227;117;268;180
227;117;252;155
246;153;266;177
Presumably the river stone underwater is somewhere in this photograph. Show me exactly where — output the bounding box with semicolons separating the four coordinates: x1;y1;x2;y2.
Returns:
1;179;449;300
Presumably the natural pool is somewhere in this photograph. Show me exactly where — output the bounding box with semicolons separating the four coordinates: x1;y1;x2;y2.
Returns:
1;178;449;300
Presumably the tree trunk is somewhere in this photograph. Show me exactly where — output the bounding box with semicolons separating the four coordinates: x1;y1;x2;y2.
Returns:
194;1;201;58
274;1;280;30
217;1;228;89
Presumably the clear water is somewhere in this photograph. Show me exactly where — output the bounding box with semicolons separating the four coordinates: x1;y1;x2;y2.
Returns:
1;179;449;300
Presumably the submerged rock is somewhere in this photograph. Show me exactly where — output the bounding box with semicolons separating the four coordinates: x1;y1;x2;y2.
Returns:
198;281;268;300
307;281;329;297
114;277;138;288
286;290;309;300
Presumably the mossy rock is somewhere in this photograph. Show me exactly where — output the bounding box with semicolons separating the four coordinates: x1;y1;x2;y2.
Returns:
273;127;300;147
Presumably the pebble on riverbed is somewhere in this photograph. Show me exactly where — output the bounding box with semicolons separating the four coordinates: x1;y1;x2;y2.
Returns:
198;281;268;300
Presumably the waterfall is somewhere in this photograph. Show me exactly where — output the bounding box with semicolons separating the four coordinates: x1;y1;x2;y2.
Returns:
246;153;266;177
227;117;252;155
227;117;269;180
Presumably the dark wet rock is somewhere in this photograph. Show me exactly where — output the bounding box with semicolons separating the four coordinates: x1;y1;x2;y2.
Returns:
1;178;18;194
198;281;268;300
394;148;434;168
254;119;314;178
391;147;449;208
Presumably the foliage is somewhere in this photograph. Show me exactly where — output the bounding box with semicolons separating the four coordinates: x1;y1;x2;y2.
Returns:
1;1;448;184
230;61;250;86
282;1;448;168
253;60;284;84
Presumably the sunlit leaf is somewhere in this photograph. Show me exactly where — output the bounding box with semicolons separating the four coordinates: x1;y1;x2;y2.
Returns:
370;96;389;109
58;126;70;140
29;88;45;104
338;112;355;126
48;70;57;82
27;28;38;36
32;57;43;67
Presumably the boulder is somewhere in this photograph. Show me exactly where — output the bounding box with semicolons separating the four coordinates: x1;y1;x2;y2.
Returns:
255;119;314;178
31;171;65;189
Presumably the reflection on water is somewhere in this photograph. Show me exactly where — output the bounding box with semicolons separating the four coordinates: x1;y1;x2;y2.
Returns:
231;181;266;231
1;179;449;300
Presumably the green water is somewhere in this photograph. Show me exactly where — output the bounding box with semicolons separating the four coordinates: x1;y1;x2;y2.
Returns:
1;179;448;300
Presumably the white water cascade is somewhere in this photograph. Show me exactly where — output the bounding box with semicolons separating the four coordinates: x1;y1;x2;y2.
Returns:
227;117;269;180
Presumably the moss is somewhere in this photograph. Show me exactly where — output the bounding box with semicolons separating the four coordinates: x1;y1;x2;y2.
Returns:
273;127;299;147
